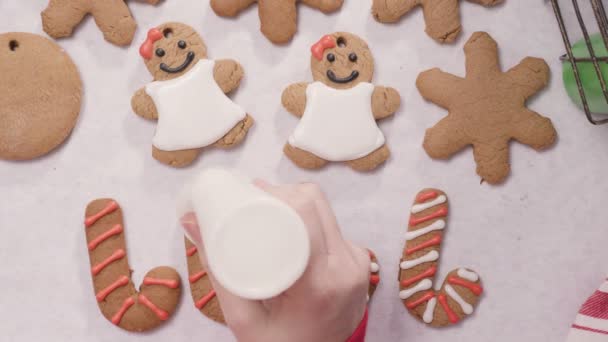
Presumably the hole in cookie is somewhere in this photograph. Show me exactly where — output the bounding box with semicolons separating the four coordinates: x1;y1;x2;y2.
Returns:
163;28;173;38
337;37;347;48
9;40;18;51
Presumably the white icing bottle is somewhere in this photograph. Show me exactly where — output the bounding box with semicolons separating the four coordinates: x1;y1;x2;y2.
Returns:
178;168;310;300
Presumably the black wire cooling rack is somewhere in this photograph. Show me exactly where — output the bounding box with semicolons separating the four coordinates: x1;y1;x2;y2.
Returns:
551;0;608;125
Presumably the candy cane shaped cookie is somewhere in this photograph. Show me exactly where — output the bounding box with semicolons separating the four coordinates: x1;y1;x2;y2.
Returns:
399;189;483;327
84;199;181;332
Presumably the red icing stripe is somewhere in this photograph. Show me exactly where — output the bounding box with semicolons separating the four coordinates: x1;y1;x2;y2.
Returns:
96;275;130;302
139;294;169;321
571;324;608;335
92;249;126;276
370;274;380;286
187;246;198;257
579;291;608;319
416;191;438;203
111;297;135;325
409;207;448;226
368;249;376;259
195;290;216;309
88;224;123;250
189;271;207;284
406;291;435;309
438;294;459;324
85;201;119;227
405;235;442;255
143;277;179;289
401;266;437;287
448;276;483;296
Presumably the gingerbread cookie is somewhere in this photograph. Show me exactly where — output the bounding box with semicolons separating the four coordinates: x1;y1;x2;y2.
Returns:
417;32;557;184
84;199;181;331
210;0;344;44
372;0;503;43
132;22;254;168
0;32;81;161
399;189;483;327
41;0;162;46
282;32;401;172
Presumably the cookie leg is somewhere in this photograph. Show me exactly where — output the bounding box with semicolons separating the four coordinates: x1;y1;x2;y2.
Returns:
346;145;390;172
284;143;328;169
152;146;200;168
41;0;89;39
258;0;298;44
472;142;510;184
372;0;420;22
423;116;469;159
90;0;137;46
214;114;254;149
510;109;557;150
421;0;461;43
301;0;344;13
210;0;256;16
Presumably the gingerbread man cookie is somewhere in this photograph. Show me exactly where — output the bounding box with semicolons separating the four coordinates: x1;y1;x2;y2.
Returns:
282;32;401;172
41;0;162;46
84;199;181;331
131;22;254;168
210;0;344;44
372;0;503;43
417;32;557;184
399;189;483;327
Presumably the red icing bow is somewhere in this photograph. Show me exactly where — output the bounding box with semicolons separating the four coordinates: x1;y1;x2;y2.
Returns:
311;35;336;61
139;28;163;60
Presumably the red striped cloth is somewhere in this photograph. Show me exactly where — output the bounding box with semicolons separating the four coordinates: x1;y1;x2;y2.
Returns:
567;279;608;341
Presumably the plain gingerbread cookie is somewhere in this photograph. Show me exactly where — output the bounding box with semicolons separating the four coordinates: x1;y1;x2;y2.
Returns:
131;22;254;168
41;0;162;46
417;32;557;184
282;32;401;172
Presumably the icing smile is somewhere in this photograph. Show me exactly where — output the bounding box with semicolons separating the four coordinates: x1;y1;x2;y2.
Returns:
327;70;359;84
160;51;195;73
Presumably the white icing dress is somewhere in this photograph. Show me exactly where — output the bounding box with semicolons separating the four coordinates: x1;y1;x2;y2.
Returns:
288;81;385;161
145;59;246;152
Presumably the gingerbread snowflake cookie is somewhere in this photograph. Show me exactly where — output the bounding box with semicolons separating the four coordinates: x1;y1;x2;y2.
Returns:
211;0;344;44
41;0;162;46
372;0;503;43
131;22;254;168
84;199;181;331
399;189;483;327
282;32;401;172
417;32;557;184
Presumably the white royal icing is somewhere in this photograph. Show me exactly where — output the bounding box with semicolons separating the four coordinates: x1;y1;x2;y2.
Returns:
399;279;433;300
457;268;479;282
405;220;446;241
445;285;473;315
400;250;439;270
423;297;437;323
370;262;380;273
288;82;385;161
145;59;247;151
411;195;447;214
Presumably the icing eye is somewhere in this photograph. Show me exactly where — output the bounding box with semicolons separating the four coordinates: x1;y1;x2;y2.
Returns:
349;53;358;62
178;40;187;49
327;53;336;63
9;40;18;51
155;48;165;57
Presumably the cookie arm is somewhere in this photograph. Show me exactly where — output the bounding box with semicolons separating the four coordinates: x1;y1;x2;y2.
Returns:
372;86;401;120
372;0;420;22
41;0;89;39
282;83;309;118
423;115;469;159
213;59;244;94
464;32;500;78
505;57;550;100
90;0;137;46
301;0;344;13
416;68;464;110
210;0;255;16
421;0;461;43
510;109;557;150
258;0;298;44
472;140;510;184
131;88;158;120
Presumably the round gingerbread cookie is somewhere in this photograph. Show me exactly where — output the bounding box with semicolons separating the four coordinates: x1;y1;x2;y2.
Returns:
0;32;82;161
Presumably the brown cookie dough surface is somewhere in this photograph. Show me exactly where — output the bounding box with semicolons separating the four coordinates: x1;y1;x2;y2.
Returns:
0;32;81;161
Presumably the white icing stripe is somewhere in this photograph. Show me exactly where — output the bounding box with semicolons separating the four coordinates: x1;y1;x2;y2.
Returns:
370;262;380;273
399;279;432;300
445;285;473;315
423;297;437;323
405;220;446;241
411;195;447;214
574;313;608;332
457;268;479;282
599;281;608;293
400;250;439;270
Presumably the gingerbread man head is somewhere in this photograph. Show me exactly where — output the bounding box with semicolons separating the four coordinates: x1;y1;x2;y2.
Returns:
139;22;208;81
310;32;375;90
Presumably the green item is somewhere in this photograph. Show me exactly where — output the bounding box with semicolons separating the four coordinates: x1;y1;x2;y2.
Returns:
563;33;608;114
